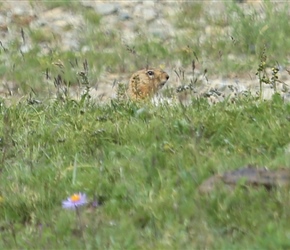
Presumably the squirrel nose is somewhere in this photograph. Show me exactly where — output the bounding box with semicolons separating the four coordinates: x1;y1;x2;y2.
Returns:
165;74;169;80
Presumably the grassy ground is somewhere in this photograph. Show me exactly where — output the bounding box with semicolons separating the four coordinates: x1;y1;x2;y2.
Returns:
1;0;290;249
1;93;290;249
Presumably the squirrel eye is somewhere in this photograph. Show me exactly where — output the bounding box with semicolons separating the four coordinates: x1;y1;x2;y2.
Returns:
147;70;154;76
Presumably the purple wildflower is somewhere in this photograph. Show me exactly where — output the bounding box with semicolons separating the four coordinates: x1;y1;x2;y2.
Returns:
62;193;87;210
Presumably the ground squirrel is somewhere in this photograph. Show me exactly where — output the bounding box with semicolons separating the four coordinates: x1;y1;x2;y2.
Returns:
127;68;169;100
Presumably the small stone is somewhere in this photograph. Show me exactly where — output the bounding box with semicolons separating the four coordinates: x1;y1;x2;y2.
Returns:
143;1;155;7
42;7;64;20
133;5;157;21
20;44;32;53
143;9;157;21
148;19;175;39
94;3;119;15
118;10;131;20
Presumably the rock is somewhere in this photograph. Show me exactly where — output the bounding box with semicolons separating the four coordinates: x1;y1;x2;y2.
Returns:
143;9;158;21
118;10;131;20
94;3;119;15
41;7;64;20
148;18;175;39
133;4;157;21
198;166;290;194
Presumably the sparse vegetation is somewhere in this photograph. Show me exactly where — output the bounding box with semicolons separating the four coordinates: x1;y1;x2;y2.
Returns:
175;0;290;75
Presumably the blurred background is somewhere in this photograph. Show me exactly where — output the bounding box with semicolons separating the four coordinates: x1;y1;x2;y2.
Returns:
0;0;289;103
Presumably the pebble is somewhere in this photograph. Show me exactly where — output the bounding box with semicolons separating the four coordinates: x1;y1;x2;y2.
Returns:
94;3;119;16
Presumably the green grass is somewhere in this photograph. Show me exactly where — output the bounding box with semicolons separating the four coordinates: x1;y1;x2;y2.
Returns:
1;0;290;248
1;95;290;249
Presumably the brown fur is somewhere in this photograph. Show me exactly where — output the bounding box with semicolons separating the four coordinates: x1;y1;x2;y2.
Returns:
127;68;169;100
